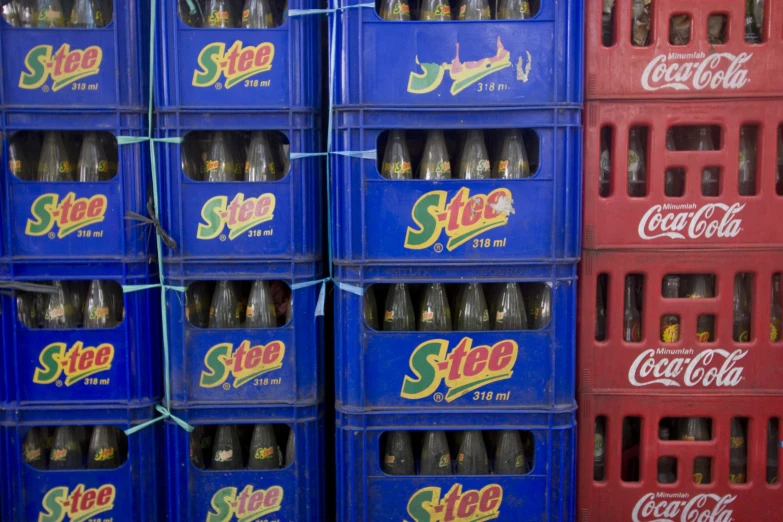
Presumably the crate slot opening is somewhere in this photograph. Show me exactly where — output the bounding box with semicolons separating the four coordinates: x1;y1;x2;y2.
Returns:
186;280;292;329
178;0;288;28
2;1;115;27
17;279;125;329
189;423;294;471
379;429;535;476
22;424;128;471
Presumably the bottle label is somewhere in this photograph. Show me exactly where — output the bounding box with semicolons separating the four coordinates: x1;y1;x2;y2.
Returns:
626;321;641;342
661;323;680;343
214;449;234;462
498;160;508;174
384;454;395;464
392;2;410;15
97;160;110;174
23;445;42;462
520;1;531;14
45;306;65;321
729;472;746;483
196;193;277;241
421;310;434;322
436;160;450;174
696;330;710;342
735;329;749;342
192;41;276;90
50;448;68;462
600;150;610;174
242;9;250;22
246;305;255;318
254;446;275;460
9;159;22;174
435;4;451;16
496;311;505;322
771;319;782;342
383;161;412;176
88;307;110;321
208;9;230;24
439;454;451;467
401;337;518;402
482;310;489;322
594;433;605;458
730;436;745;449
200;340;286;389
94;447;115;462
515;455;525;468
404;188;514;252
692;472;704;484
477;159;491;173
628;150;641;173
384;310;395;322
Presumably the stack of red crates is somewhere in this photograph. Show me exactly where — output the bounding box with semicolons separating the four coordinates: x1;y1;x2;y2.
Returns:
578;0;782;519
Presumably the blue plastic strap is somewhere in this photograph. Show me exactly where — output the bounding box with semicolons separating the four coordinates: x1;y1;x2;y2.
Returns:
288;8;334;16
291;278;328;291
116;136;150;145
121;283;161;294
290;152;328;160
315;281;327;317
332;149;377;160
124;405;193;436
154;137;185;144
335;281;364;296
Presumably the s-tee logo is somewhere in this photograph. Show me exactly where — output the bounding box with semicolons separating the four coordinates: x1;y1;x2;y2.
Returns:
197;193;276;240
406;483;503;522
200;340;286;388
206;485;284;522
405;188;514;251
192;41;275;89
33;341;114;386
401;338;517;402
19;44;102;92
38;484;116;522
25;193;107;239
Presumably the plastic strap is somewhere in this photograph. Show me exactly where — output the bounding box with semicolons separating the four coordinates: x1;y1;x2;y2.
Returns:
124;404;193;436
290;152;328;160
332;149;377;160
335;281;364;296
121;284;188;294
154;137;185;144
0;281;57;294
116;136;150;145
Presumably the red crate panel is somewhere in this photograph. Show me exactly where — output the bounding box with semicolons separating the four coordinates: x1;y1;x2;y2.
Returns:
585;0;783;99
584;99;783;251
577;394;782;522
579;249;783;394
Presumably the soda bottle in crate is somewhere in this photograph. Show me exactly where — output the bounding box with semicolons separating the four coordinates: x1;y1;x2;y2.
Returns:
0;261;161;407
579;248;783;395
154;113;323;267
0;405;164;522
334;263;576;411
155;0;321;110
331;108;582;265
164;262;324;407
330;0;583;107
585;0;782;99
165;404;325;521
579;394;782;522
583;99;783;251
336;408;576;521
0;0;148;110
2;115;152;264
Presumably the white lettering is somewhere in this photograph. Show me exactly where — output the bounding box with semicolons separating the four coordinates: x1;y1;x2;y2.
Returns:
632;493;737;522
638;203;744;241
642;53;752;92
629;349;747;387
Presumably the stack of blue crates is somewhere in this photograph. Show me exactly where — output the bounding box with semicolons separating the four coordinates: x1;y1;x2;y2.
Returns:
0;2;167;520
153;1;325;520
330;0;583;518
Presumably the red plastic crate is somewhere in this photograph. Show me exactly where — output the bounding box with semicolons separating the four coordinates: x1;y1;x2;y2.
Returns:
579;248;783;394
584;99;783;251
577;393;782;522
585;0;783;99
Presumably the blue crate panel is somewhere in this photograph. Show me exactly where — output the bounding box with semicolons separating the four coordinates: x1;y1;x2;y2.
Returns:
1;111;152;263
155;110;323;266
0;405;163;522
166;269;323;407
0;261;161;407
336;408;576;522
334;263;576;411
332;107;582;265
165;404;324;522
155;0;321;110
0;0;149;111
331;0;583;107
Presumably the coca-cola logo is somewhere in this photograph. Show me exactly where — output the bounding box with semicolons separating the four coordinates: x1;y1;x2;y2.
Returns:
641;52;752;92
632;493;737;522
628;348;746;387
638;203;744;241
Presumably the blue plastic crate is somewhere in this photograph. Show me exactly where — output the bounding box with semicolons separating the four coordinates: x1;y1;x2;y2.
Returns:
331;107;582;265
334;262;576;411
155;0;321;111
0;0;149;111
165;264;323;407
336;408;576;522
330;0;583;108
0;405;163;522
165;404;325;521
1;110;152;264
155;110;323;268
0;261;161;407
